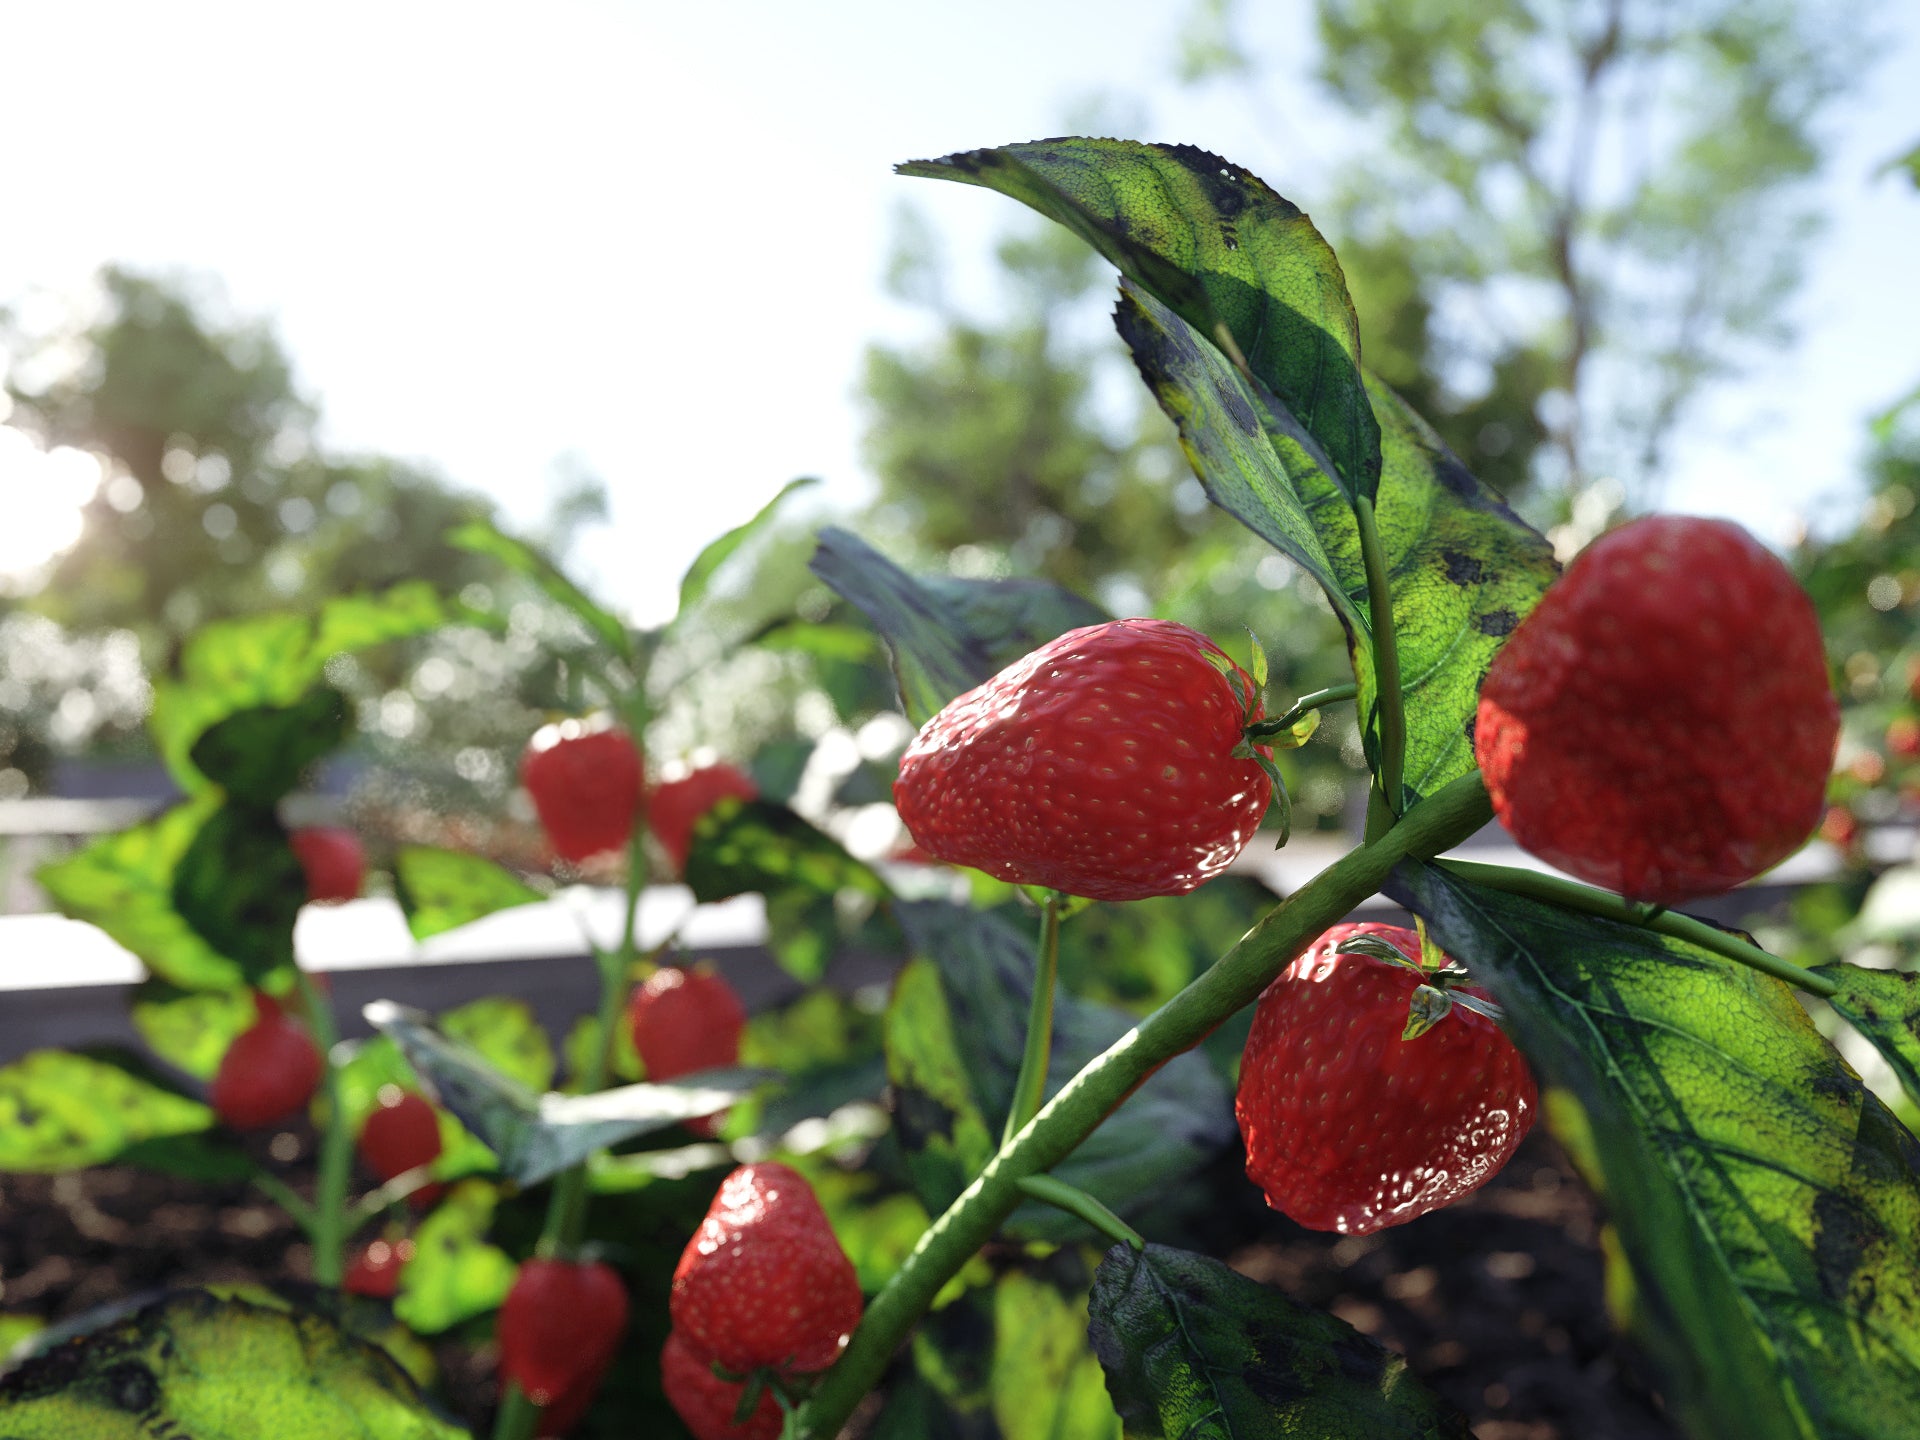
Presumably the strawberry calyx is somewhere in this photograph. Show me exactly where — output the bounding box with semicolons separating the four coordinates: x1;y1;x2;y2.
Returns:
708;1358;813;1428
1332;926;1509;1037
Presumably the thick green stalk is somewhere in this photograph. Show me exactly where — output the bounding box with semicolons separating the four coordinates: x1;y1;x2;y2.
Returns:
1001;894;1063;1148
1354;495;1405;834
1436;858;1838;997
793;771;1494;1438
297;967;353;1288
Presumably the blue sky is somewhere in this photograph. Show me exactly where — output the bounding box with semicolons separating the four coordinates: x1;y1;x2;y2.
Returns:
2;1;1916;622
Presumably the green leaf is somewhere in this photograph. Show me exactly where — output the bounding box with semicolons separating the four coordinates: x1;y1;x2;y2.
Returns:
888;902;1235;1239
681;796;892;983
1396;861;1920;1440
186;685;351;808
676;476;818;620
170;804;301;986
902;137;1380;505
116;1132;257;1184
438;997;555;1094
0;1288;469;1438
0;1050;213;1173
809;526;1108;727
130;979;259;1081
392;1180;517;1335
989;1268;1119;1440
1814;962;1920;1113
149;583;446;794
36;794;248;990
363;1002;773;1187
391;846;545;942
446;518;631;661
1088;1242;1471;1439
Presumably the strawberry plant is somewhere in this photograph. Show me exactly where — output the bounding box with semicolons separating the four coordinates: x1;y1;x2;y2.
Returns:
3;134;1917;1440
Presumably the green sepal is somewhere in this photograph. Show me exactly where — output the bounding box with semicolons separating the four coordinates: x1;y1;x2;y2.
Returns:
1402;984;1453;1040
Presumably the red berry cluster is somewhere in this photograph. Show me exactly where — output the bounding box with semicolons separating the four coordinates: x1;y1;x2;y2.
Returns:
663;1163;864;1440
894;618;1272;900
628;965;747;1137
1236;923;1538;1234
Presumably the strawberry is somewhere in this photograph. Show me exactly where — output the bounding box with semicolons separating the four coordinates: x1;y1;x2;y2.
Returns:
344;1236;415;1299
534;1348;615;1437
210;995;324;1130
629;966;747;1137
650;763;759;873
660;1331;783;1440
1475;515;1839;905
357;1086;444;1205
521;726;644;863
1236;923;1537;1235
289;826;365;904
498;1257;629;1409
670;1162;863;1376
893;618;1271;901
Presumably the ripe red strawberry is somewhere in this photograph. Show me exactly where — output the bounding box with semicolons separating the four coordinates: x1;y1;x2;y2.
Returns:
210;995;324;1130
650;764;759;872
498;1257;629;1409
290;826;366;903
357;1086;444;1204
522;726;644;863
1475;515;1839;905
629;966;747;1137
535;1348;616;1438
344;1236;415;1299
893;618;1271;901
670;1162;863;1376
1237;923;1537;1235
660;1331;783;1440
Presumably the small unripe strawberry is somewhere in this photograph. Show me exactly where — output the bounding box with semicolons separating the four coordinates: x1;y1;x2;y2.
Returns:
211;996;324;1130
629;966;747;1138
522;726;644;863
357;1086;444;1194
1237;923;1537;1235
894;618;1271;901
290;826;365;903
670;1162;863;1376
660;1331;783;1440
1475;515;1839;905
344;1236;415;1298
498;1257;629;1409
650;764;758;873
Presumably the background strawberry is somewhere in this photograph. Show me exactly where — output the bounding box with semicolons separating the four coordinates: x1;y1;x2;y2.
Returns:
893;617;1271;901
659;1331;784;1440
650;763;758;873
670;1161;864;1376
497;1257;629;1409
1236;922;1537;1235
629;966;746;1137
210;994;324;1130
289;825;365;903
1475;514;1839;905
521;727;644;863
356;1086;445;1205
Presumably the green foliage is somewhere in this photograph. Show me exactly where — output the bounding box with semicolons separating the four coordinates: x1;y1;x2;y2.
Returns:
1399;861;1920;1440
391;846;546;942
188;685;350;807
0;1049;212;1173
1813;963;1920;1113
674;476;819;623
446;518;634;666
170;804;302;986
438;998;555;1095
0;1288;468;1438
129;980;259;1081
393;1181;517;1336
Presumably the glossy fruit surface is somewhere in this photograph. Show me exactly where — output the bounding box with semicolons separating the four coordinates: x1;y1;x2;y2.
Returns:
210;998;324;1130
498;1257;629;1408
893;618;1270;901
521;727;644;863
670;1162;863;1376
650;764;758;872
660;1331;783;1440
1475;515;1838;905
356;1087;443;1182
1237;923;1537;1235
290;826;365;903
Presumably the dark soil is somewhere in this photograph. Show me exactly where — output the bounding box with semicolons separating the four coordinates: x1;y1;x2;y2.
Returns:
0;1121;1678;1439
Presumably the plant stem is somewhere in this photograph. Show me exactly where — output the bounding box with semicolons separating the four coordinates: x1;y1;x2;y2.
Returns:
250;1167;317;1234
296;967;353;1288
1002;893;1063;1148
1246;682;1358;742
1354;495;1405;827
792;770;1494;1439
1016;1175;1144;1251
1435;858;1839;998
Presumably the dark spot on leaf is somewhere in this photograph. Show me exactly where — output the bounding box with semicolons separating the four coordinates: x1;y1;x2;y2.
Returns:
1811;1187;1876;1304
1462;714;1477;746
1331;1333;1390;1382
1441;550;1485;586
101;1359;159;1412
1475;610;1518;637
1242;1351;1314;1407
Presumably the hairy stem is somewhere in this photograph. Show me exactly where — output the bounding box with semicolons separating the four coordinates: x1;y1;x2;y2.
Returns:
1002;893;1064;1148
793;771;1494;1437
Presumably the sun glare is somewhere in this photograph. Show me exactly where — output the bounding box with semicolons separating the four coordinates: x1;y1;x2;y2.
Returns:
0;426;102;594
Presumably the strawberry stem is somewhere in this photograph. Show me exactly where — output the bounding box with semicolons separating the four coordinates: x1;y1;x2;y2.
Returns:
1355;495;1406;829
1002;892;1065;1148
1016;1174;1145;1251
1435;858;1839;998
297;966;352;1288
791;770;1495;1439
1246;682;1357;743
